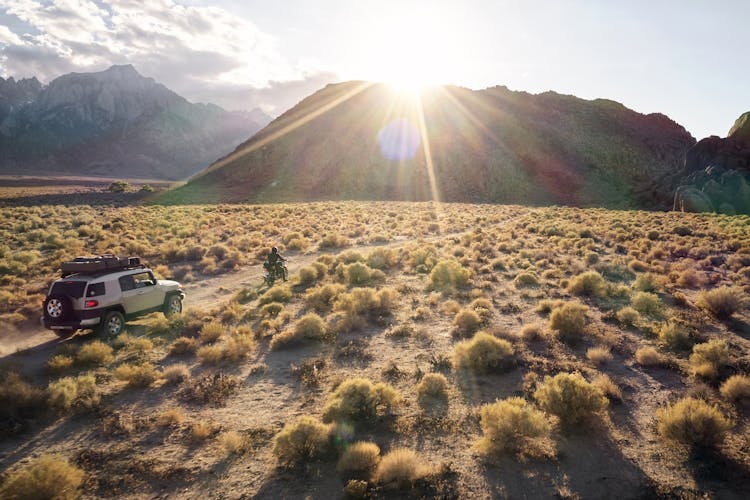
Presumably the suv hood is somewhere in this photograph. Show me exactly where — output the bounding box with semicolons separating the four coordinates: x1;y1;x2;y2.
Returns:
157;279;182;291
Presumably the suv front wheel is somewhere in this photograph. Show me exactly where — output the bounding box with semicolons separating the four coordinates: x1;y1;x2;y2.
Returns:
98;311;125;338
163;295;183;317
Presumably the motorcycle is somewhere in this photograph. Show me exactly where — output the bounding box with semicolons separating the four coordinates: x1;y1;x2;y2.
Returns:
262;260;288;287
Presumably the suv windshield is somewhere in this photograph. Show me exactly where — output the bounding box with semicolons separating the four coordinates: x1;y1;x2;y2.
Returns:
50;281;87;298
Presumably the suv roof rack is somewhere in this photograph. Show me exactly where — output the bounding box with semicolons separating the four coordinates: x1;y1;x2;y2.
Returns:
60;255;145;278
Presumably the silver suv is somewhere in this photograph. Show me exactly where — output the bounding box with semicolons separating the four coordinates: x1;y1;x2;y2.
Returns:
42;257;185;338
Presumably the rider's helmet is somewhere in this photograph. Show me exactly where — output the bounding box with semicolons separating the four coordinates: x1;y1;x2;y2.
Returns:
271;246;278;253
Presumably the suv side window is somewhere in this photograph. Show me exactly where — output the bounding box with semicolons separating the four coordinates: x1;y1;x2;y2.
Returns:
119;275;136;292
86;282;106;297
131;272;156;288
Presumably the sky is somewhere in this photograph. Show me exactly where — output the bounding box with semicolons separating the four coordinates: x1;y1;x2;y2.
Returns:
0;0;747;139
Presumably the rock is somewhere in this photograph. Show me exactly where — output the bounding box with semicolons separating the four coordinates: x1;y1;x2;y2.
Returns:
674;186;715;213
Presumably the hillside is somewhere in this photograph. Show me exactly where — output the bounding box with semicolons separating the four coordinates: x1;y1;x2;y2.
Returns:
675;110;750;214
0;65;271;180
164;82;695;207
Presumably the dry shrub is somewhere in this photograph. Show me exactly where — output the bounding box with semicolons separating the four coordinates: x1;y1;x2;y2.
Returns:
219;430;248;456
197;344;225;365
319;232;350;250
0;372;47;430
616;307;640;326
416;373;449;402
75;340;114;366
592;374;622;402
533;372;607;426
270;312;327;350
322;377;400;422
514;272;540;288
657;397;731;448
259;285;293;306
337;441;381;475
332;287;398;331
115;335;154;357
374;448;430;488
305;283;346;313
677;268;702;288
689;339;730;379
567;271;607;297
199;321;224;343
170;336;197;356
367;248;398;270
633;273;662;292
428;259;470;293
631;292;661;316
452;308;482;338
520;323;544;341
344;479;368;498
260;302;285;318
48;374;100;410
549;302;589;340
475;397;554;457
46;354;74;374
190;421;213;442
297;265;320;286
342;262;385;286
659;321;691;350
635;347;667;366
157;408;185;427
162;363;191;385
628;259;650;273
273;416;332;466
453;331;514;373
182;372;241;405
586;346;613;365
719;375;750;403
535;299;565;315
0;454;84;500
224;329;255;361
114;363;159;388
697;286;745;318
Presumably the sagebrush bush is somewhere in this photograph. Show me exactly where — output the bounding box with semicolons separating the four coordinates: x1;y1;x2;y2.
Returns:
453;331;514;373
635;347;667;366
567;270;607;297
48;374;100;410
273;416;332;466
75;340;114;366
631;292;661;316
297;265;320;286
0;372;47;427
586;346;613;365
162;363;190;385
659;321;691;350
520;323;545;341
592;374;622;401
342;262;385;286
657;397;731;448
0;454;84;500
114;362;159;387
199;321;224;343
219;430;248;456
170;336;198;356
305;283;346;313
719;375;750;402
535;299;565;314
337;441;381;475
46;354;74;374
367;247;397;270
331;287;398;332
616;307;640;326
549;302;589;340
689;339;730;379
322;377;400;422
259;285;293;305
633;273;661;292
197;344;224;365
697;286;745;318
157;408;185;427
416;373;449;402
452;308;483;338
428;259;470;293
374;448;430;488
476;397;553;457
534;372;607;426
514;272;540;288
270;312;328;349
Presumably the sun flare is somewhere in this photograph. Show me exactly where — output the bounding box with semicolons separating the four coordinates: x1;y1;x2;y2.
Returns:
357;3;462;91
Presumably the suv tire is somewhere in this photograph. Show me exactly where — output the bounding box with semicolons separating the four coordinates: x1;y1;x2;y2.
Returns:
98;311;125;338
163;294;183;317
44;295;72;321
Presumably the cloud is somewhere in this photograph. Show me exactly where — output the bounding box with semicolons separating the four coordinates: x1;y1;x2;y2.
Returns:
0;0;338;113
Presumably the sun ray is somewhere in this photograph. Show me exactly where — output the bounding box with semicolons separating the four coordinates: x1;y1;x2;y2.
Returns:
415;91;443;224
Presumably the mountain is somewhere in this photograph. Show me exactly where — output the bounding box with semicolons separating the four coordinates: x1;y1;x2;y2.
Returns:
163;81;695;207
674;111;750;214
0;65;272;180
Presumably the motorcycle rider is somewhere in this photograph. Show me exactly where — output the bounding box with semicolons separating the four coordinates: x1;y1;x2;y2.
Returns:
264;246;287;280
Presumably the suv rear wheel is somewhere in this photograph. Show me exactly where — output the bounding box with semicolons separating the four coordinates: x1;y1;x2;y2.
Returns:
163;295;183;317
98;311;125;338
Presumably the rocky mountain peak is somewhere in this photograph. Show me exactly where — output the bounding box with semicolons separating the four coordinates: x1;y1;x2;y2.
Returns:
728;111;750;142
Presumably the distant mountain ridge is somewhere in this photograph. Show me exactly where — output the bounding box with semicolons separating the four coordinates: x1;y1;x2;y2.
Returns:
0;65;271;180
165;81;696;208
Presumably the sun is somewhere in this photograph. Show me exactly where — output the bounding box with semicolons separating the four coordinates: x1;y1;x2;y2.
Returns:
355;3;462;91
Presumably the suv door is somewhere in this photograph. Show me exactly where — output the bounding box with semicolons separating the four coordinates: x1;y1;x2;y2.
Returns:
119;272;163;314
